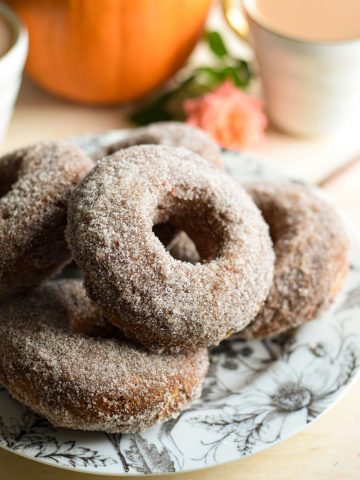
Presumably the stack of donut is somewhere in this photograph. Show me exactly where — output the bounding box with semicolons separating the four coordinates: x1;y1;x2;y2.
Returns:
0;123;349;433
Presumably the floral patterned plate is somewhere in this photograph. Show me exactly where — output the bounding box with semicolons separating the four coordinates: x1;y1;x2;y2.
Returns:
1;131;360;476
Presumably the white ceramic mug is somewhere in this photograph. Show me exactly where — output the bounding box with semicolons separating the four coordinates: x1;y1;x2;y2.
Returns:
223;0;360;136
0;3;28;143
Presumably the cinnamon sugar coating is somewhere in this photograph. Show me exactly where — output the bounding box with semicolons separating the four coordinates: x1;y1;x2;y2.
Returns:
239;182;350;338
0;280;209;433
67;145;274;352
93;122;222;168
0;142;94;300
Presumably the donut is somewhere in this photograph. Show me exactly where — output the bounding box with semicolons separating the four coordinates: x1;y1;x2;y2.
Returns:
67;145;274;352
0;280;209;433
0;142;93;300
165;181;350;338
239;182;350;338
93;121;222;168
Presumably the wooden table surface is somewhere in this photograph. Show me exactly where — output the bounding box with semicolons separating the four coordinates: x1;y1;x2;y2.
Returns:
1;76;360;479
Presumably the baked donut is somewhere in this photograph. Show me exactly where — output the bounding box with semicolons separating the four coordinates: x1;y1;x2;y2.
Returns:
67;145;274;352
93;121;222;168
0;142;93;300
239;182;350;338
0;280;209;433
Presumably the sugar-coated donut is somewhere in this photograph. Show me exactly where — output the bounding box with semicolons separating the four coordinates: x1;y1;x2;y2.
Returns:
94;121;222;168
0;142;93;300
166;181;350;338
67;145;274;352
240;182;350;338
0;280;209;433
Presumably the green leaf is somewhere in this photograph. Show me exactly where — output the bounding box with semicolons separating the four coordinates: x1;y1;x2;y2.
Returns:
129;30;254;126
128;73;214;125
206;31;229;58
236;59;252;87
194;66;224;86
128;91;173;125
195;63;252;89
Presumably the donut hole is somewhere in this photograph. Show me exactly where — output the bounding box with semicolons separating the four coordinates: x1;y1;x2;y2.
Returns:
152;223;200;264
172;209;227;261
154;195;229;262
152;222;178;246
170;231;201;264
254;200;288;244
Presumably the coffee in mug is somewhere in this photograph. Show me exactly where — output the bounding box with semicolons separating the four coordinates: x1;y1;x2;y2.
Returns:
223;0;360;136
254;0;360;42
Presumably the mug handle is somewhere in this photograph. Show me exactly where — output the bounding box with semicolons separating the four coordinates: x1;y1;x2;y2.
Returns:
222;0;249;41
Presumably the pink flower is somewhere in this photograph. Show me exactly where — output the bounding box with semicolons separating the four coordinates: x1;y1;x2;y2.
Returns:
184;81;267;150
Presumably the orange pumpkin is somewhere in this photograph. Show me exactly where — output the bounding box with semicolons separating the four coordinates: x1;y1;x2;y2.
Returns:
7;0;211;104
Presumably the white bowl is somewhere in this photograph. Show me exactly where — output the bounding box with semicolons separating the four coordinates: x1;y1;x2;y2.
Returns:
0;3;28;143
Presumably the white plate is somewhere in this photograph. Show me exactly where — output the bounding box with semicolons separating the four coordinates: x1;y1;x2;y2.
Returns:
1;131;360;476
